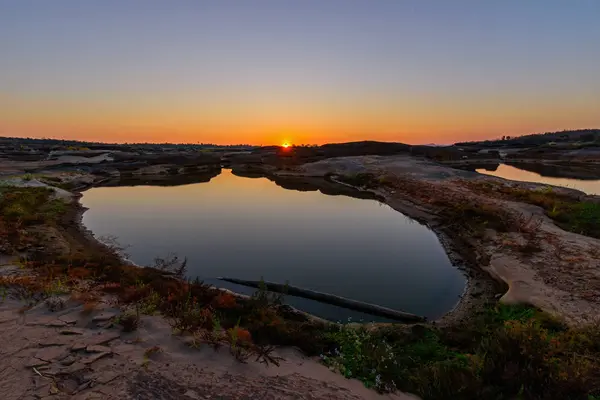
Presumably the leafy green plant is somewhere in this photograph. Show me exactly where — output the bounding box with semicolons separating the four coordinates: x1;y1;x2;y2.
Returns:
323;325;468;393
44;278;69;296
138;291;161;315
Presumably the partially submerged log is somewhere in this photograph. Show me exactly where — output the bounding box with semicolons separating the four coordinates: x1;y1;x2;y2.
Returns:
217;277;426;323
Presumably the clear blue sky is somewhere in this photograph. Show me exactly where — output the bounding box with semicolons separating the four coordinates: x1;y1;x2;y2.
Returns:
1;0;599;144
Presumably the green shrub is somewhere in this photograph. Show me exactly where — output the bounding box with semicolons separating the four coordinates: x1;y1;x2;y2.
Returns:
554;202;600;238
0;187;67;225
322;305;600;399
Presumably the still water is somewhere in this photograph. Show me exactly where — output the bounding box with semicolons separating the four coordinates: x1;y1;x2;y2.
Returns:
476;164;600;195
81;170;465;322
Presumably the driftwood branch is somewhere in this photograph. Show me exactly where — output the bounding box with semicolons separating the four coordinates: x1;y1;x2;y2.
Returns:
217;277;425;323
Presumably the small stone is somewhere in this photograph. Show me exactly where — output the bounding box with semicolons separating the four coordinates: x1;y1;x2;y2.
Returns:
86;345;111;353
91;312;117;322
60;355;77;366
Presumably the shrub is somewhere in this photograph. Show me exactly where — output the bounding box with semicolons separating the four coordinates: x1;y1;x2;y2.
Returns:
553;202;600;238
119;311;140;332
322;305;600;399
213;292;237;309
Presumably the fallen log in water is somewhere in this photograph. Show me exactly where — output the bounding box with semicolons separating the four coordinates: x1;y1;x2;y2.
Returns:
217;277;426;323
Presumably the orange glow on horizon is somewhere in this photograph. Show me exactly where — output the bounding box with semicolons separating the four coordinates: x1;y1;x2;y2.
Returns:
1;92;599;145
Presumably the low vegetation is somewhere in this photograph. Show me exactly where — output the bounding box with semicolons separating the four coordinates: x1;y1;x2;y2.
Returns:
0;186;68;253
465;181;600;239
322;304;600;399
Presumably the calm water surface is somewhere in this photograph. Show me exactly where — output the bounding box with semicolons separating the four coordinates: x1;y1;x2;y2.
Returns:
81;170;465;322
476;164;600;195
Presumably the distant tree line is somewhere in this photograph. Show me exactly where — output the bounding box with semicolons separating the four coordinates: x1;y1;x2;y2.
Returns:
0;136;257;150
456;129;600;148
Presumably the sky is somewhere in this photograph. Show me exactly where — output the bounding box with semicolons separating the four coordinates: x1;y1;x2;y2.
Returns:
1;1;599;146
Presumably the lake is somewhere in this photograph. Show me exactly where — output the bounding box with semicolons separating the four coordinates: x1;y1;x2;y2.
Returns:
476;163;600;195
80;169;465;322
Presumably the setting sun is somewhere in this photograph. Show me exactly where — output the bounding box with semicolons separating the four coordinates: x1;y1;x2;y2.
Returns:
282;142;291;148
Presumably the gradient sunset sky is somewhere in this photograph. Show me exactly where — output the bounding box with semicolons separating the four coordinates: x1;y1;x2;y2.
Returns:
1;1;599;145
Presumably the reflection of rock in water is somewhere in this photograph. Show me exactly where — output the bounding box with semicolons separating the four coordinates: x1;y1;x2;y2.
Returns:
103;171;221;187
274;177;381;200
230;167;382;201
507;162;600;180
453;162;500;172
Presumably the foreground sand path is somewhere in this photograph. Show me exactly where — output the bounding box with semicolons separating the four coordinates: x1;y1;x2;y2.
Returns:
0;297;416;400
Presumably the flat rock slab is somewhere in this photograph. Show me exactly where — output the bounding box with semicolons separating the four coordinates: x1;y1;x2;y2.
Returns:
35;346;69;362
38;337;74;347
92;312;118;322
86;345;111;353
61;327;87;335
26;317;68;327
72;331;120;350
58;313;80;325
71;342;87;351
60;355;77;366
